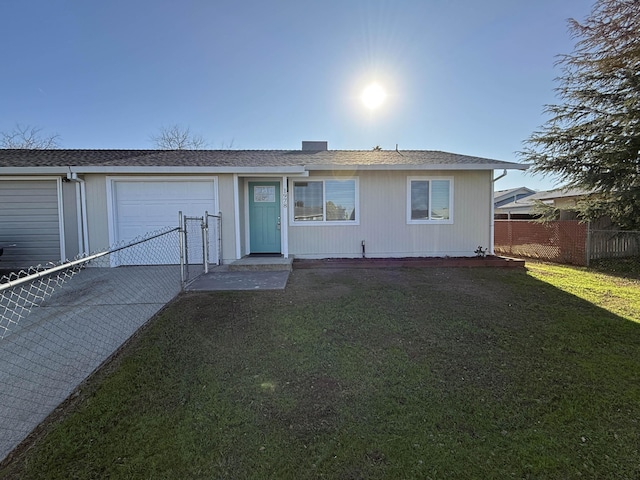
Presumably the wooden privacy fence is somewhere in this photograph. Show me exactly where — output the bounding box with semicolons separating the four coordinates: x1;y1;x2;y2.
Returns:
589;229;640;260
495;220;640;266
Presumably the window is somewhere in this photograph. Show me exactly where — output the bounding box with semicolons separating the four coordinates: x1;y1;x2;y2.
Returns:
407;177;453;224
292;179;358;224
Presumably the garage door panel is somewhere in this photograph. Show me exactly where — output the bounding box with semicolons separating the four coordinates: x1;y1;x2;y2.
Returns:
116;181;212;202
0;180;62;268
111;179;217;265
118;202;211;220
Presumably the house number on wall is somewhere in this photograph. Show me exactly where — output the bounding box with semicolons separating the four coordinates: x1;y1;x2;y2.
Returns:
254;186;275;203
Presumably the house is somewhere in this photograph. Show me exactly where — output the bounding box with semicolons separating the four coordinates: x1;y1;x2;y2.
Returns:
0;142;527;268
494;186;536;209
494;187;595;220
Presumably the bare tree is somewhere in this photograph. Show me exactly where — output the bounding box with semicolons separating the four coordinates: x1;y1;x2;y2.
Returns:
1;124;61;149
220;138;235;149
150;125;208;150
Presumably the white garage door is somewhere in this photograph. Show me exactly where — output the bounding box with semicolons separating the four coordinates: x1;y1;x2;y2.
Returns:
110;178;217;265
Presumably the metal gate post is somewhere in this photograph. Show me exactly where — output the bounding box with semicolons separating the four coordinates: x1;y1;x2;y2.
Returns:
217;212;222;266
203;211;209;274
178;211;185;287
183;213;190;282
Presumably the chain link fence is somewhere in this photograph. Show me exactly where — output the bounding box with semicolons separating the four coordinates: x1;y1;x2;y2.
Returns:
495;220;640;274
182;211;221;285
0;227;182;461
494;220;588;265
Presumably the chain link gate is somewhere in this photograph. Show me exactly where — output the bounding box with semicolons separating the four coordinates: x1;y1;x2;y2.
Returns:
180;211;222;286
203;212;222;274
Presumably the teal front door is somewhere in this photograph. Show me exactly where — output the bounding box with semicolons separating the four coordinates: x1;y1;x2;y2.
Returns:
249;182;281;253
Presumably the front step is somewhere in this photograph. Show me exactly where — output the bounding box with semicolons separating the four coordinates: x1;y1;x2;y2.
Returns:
228;256;293;272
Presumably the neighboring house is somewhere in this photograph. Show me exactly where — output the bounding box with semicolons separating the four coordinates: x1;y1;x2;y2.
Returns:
0;142;526;268
494;187;594;220
494;186;536;209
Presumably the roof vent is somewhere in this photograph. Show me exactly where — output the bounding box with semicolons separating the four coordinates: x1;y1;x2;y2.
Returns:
301;141;328;151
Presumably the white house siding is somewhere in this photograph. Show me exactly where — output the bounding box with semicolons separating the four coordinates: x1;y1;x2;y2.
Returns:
84;174;230;262
236;181;248;258
84;173;245;264
83;174;110;253
217;174;238;263
0;178;63;268
79;170;492;263
287;170;492;259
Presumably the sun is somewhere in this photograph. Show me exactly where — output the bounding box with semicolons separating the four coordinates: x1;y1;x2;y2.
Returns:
361;82;387;110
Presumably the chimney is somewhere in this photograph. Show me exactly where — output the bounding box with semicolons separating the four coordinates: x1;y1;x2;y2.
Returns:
301;141;328;151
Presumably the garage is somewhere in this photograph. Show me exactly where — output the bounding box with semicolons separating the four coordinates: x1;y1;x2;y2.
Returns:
108;177;218;265
0;179;64;269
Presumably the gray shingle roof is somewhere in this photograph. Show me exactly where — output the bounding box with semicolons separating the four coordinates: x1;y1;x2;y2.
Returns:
0;149;526;170
496;187;596;210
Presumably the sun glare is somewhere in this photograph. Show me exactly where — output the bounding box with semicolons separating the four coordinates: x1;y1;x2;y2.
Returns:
361;83;387;110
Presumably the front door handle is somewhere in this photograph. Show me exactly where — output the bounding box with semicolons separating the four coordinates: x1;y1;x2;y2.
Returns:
276;216;281;230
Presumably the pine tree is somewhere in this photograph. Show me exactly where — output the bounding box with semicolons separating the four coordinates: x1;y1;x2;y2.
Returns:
521;0;640;229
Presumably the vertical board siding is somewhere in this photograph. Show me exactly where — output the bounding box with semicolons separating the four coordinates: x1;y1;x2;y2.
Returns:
84;174;109;252
288;170;491;258
54;171;494;265
237;181;247;257
0;180;61;268
84;174;235;262
217;174;237;263
62;181;80;259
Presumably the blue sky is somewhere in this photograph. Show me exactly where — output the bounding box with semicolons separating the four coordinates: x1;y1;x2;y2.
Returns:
2;0;594;191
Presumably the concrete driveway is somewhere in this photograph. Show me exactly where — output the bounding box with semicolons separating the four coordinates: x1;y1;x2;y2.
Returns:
0;265;182;461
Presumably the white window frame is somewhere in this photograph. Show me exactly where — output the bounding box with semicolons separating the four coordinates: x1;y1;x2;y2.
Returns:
290;177;360;226
406;176;454;224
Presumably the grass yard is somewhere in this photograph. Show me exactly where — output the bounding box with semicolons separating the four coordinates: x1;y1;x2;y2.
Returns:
1;263;639;479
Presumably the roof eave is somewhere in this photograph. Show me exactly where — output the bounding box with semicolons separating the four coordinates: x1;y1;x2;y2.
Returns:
71;166;308;174
0;166;70;175
0;163;529;174
495;205;535;213
306;163;529;171
0;165;308;175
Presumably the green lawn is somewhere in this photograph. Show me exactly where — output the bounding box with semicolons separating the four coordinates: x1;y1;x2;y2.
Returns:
2;263;639;479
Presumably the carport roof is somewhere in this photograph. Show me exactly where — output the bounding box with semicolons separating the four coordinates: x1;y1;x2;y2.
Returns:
0;148;527;172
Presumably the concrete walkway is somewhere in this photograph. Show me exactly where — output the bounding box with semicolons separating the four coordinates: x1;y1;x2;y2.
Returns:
185;257;292;291
186;266;290;292
0;259;294;461
186;269;290;291
0;266;181;462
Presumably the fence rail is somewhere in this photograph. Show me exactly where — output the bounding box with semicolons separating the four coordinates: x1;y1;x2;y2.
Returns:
181;211;222;285
205;212;222;274
0;227;185;461
0;209;225;461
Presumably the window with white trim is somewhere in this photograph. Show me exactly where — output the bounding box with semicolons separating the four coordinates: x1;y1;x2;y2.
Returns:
407;177;453;224
292;178;358;224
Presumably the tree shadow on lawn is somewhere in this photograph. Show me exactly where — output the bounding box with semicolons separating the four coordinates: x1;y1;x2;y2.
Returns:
2;266;640;479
